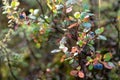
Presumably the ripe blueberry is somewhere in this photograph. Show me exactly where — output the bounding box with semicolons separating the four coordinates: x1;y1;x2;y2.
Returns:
94;63;103;70
19;14;24;19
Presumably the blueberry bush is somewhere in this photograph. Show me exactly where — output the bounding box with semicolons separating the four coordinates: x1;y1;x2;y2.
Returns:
0;0;120;80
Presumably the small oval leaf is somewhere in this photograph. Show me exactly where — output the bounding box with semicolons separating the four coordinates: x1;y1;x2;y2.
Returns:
74;12;81;19
104;53;112;61
88;64;93;70
68;23;78;29
78;71;85;78
70;70;78;76
97;35;107;40
83;22;92;28
102;62;113;69
95;27;104;35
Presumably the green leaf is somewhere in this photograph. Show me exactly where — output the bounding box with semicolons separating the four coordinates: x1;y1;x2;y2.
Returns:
36;43;41;48
53;9;57;14
58;0;62;3
29;9;34;13
80;12;86;20
88;64;93;70
108;62;115;67
89;45;95;52
104;53;112;61
87;13;94;16
95;27;104;35
83;4;89;12
47;3;52;10
64;57;72;61
69;59;74;64
89;40;94;44
77;40;84;47
74;12;81;19
11;1;20;7
76;66;81;70
97;35;107;40
56;4;63;10
87;56;91;61
66;0;77;5
83;22;91;28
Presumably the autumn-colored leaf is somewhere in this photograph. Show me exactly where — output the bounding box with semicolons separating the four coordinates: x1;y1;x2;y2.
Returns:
83;15;89;22
93;58;98;65
39;28;45;34
68;23;78;29
71;46;78;53
62;47;68;53
53;0;57;3
70;70;78;76
66;6;73;13
78;71;85;78
53;19;59;22
66;33;72;38
60;55;66;62
85;62;90;66
65;17;74;21
33;38;38;43
96;53;102;60
102;62;113;69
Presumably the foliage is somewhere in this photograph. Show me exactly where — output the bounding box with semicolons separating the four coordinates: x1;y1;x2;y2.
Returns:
0;0;120;80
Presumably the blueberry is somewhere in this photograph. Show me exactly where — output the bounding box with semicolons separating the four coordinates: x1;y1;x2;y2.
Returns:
94;63;103;70
19;14;24;19
94;64;98;69
89;32;94;38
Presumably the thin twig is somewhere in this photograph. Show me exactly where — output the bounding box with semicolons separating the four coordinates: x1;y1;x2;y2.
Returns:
114;22;120;55
36;0;44;16
23;31;38;61
35;0;49;24
97;0;101;49
98;0;101;27
7;55;18;80
1;46;18;80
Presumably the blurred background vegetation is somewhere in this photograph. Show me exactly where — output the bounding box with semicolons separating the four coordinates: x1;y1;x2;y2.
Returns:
0;0;120;80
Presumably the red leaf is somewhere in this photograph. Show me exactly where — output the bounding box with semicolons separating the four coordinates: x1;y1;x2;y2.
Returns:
68;23;78;29
66;6;73;13
60;55;66;62
102;62;113;69
78;71;85;78
85;62;90;66
83;15;89;22
70;70;78;76
71;46;78;53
